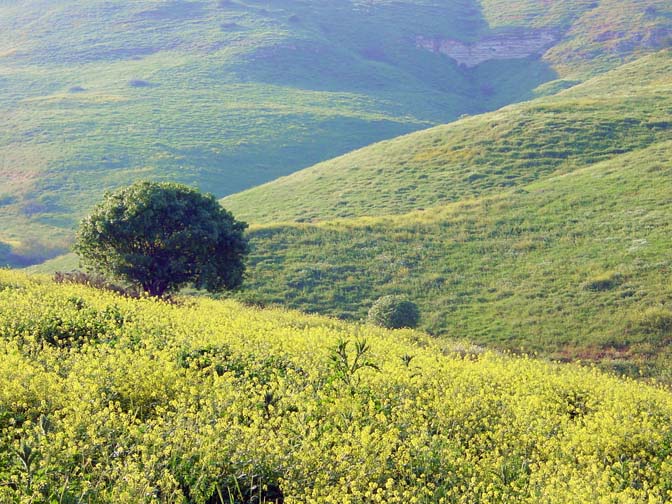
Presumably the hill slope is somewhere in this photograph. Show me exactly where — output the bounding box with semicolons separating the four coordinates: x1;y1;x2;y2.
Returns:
218;53;672;377
2;270;672;502
239;139;672;378
224;50;672;223
27;51;672;377
2;0;672;265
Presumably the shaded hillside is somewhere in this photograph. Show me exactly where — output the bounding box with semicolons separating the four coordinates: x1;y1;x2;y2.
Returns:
2;0;672;265
224;50;672;223
3;270;672;502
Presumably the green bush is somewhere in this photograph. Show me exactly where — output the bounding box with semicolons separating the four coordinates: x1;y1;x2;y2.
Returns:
633;307;672;336
367;295;420;329
74;181;249;297
583;271;623;291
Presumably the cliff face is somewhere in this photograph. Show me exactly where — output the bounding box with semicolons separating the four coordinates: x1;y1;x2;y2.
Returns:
416;31;558;67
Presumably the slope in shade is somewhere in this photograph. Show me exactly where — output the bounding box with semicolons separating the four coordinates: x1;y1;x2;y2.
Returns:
0;0;557;264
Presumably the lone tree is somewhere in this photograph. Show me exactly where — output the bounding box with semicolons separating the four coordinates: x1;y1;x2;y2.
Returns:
75;181;249;297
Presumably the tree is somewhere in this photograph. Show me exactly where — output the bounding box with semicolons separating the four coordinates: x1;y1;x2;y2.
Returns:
75;181;249;297
367;295;420;329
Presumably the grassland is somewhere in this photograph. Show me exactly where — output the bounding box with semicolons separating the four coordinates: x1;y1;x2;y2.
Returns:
0;0;551;264
2;0;671;265
214;52;672;379
223;51;672;223
236;140;672;378
30;51;672;378
3;270;672;502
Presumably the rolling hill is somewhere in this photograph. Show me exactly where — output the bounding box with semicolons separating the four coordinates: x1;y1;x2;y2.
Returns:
239;139;672;377
25;50;672;378
2;0;672;265
217;51;672;378
223;50;672;223
2;270;672;502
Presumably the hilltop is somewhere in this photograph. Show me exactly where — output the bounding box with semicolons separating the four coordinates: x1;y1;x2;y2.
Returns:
2;0;671;265
2;270;672;502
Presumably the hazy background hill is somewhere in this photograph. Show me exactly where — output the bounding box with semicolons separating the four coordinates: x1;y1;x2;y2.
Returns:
2;0;671;265
223;51;672;222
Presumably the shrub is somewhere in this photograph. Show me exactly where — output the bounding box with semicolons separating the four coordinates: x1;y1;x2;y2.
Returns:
367;295;420;329
128;79;151;88
583;271;623;291
633;307;672;336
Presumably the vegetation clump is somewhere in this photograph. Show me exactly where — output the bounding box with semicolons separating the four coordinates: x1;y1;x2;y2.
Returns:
632;306;672;336
367;295;420;329
74;181;249;298
583;271;623;292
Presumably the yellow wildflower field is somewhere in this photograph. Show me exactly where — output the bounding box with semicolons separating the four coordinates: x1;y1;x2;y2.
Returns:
0;270;671;503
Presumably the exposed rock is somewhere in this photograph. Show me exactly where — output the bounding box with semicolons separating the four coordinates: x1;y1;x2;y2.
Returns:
416;30;558;67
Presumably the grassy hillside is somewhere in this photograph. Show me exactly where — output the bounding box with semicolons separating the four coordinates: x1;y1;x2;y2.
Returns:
28;51;672;378
224;50;672;223
237;139;672;379
481;0;672;75
2;270;672;502
2;0;671;266
0;0;548;265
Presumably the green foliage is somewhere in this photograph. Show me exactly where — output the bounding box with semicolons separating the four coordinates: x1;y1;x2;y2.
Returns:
328;338;380;387
74;181;249;297
3;271;672;501
632;307;672;336
367;295;420;329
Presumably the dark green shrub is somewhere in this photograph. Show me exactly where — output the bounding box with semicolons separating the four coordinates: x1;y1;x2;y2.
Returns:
367;295;420;329
74;181;249;297
583;271;623;292
633;307;672;336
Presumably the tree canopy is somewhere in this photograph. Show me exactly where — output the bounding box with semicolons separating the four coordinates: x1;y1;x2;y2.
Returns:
75;181;249;297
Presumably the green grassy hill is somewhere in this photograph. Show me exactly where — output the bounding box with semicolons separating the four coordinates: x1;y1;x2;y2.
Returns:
28;51;672;377
2;0;671;265
2;270;672;502
224;50;672;223
217;52;672;378
239;140;672;378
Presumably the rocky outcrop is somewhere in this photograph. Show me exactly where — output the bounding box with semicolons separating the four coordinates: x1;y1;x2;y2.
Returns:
416;30;558;67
